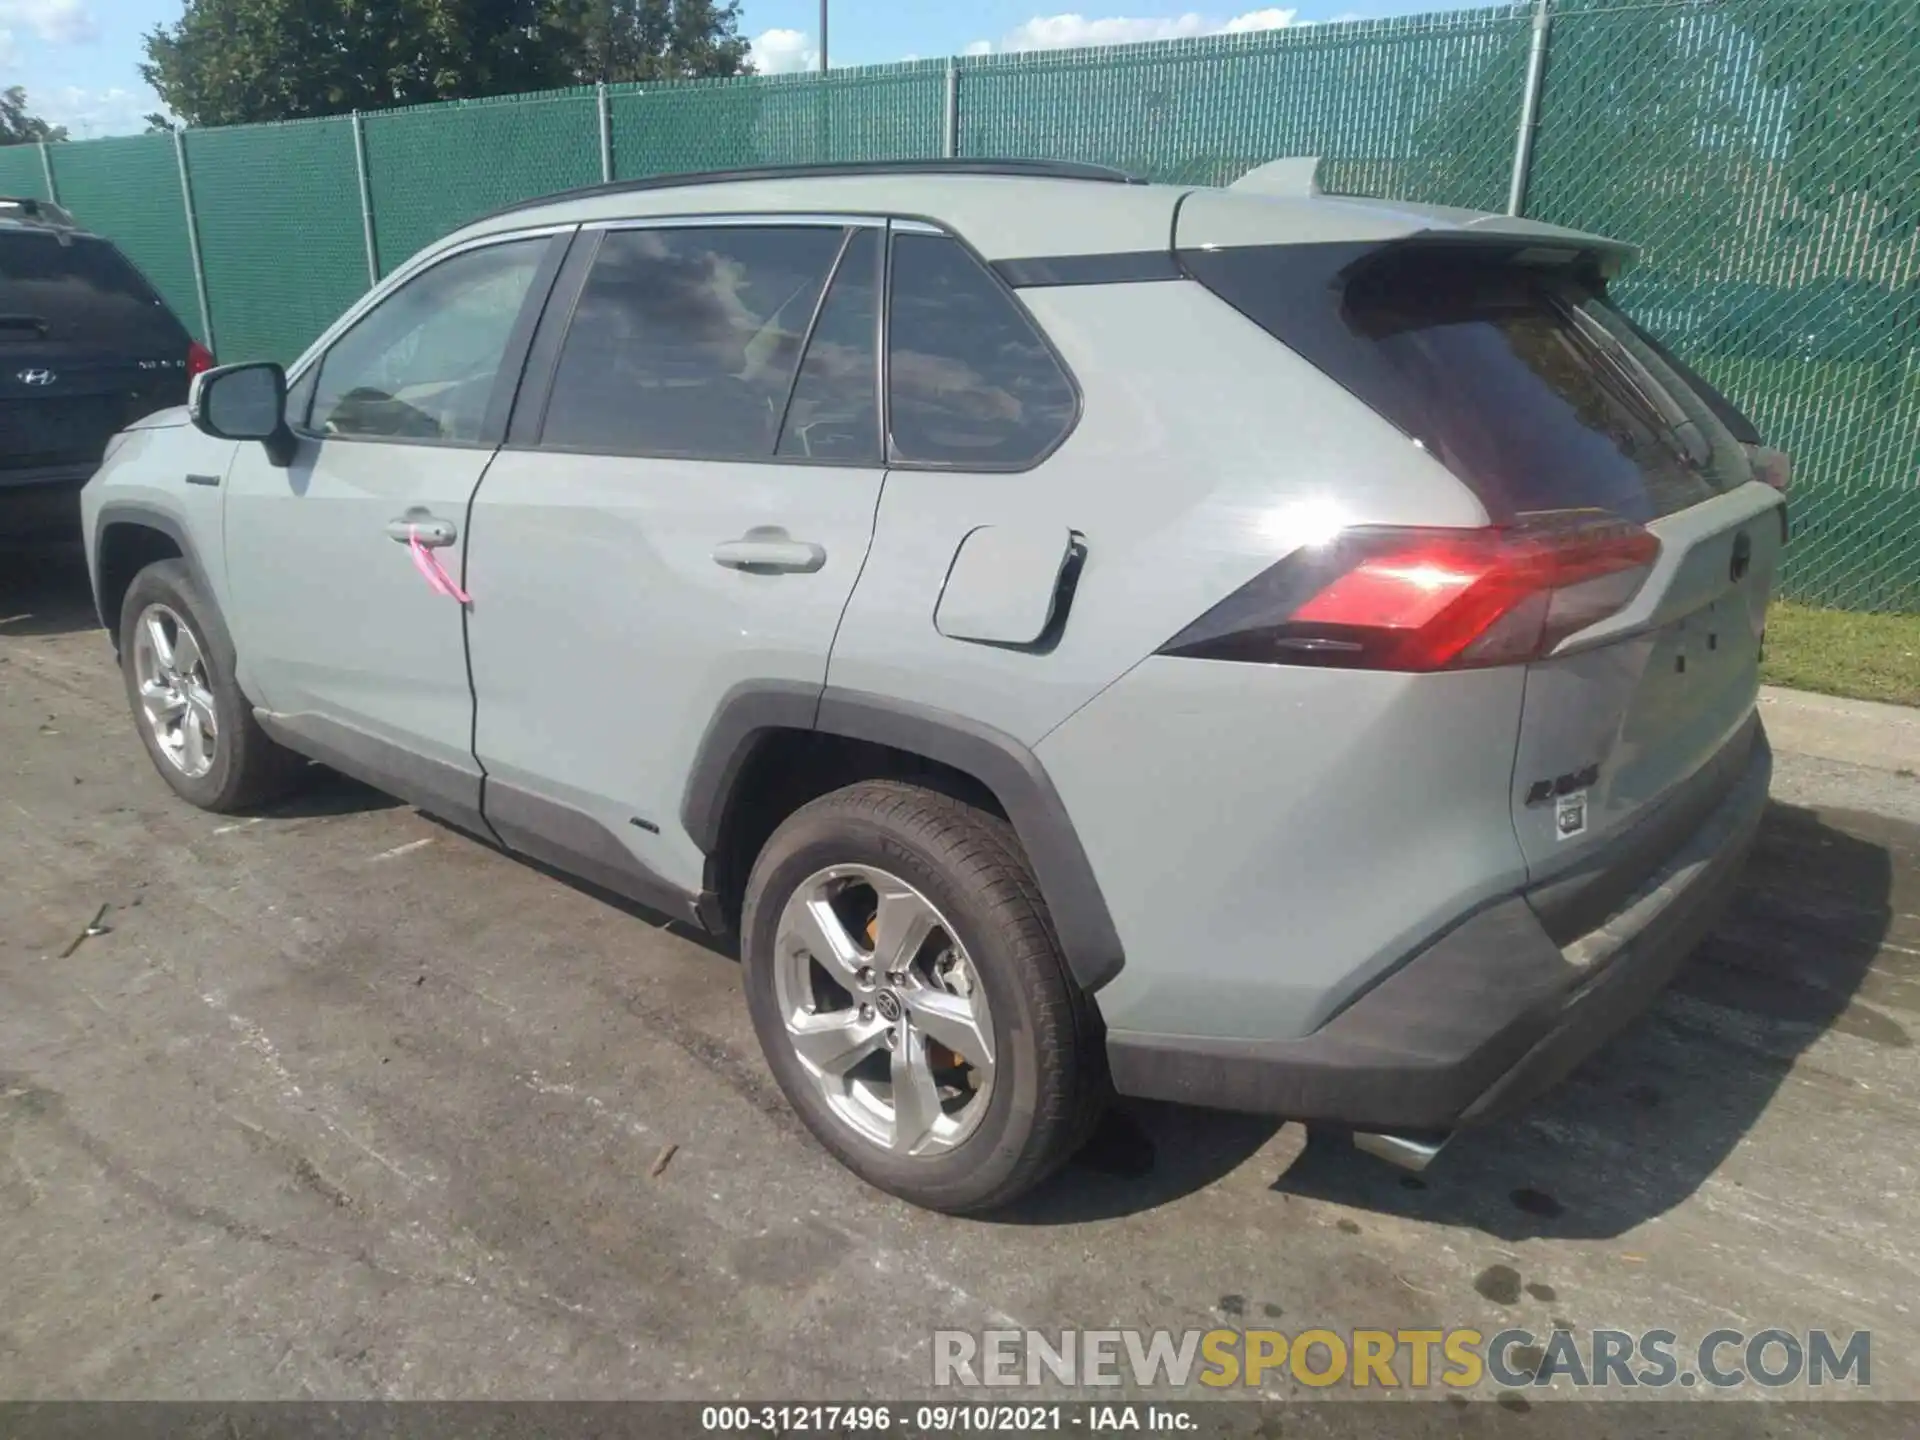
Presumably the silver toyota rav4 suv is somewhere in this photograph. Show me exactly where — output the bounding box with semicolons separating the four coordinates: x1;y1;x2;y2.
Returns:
83;158;1784;1212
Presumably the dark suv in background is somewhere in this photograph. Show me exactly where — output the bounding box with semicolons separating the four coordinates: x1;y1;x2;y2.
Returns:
2;196;211;537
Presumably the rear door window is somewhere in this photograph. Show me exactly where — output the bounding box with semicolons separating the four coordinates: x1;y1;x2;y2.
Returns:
886;232;1077;469
540;225;846;460
776;227;881;464
1182;242;1752;522
0;231;186;349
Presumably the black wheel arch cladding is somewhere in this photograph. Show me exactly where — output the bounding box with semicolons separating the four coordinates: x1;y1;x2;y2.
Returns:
683;684;1125;993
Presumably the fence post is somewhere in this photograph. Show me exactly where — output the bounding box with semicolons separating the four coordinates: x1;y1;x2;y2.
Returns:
172;127;216;352
38;140;58;203
597;82;614;183
350;109;379;286
1507;0;1553;217
943;63;959;158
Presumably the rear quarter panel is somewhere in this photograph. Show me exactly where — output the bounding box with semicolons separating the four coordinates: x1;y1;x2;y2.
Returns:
824;277;1491;746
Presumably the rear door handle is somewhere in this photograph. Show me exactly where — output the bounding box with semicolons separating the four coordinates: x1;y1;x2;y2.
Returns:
387;513;457;547
712;535;827;574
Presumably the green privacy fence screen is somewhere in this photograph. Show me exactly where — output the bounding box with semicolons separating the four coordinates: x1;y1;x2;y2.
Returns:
8;0;1916;611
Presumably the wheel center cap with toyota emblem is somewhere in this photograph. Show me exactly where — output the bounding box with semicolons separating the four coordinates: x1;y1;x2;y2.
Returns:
874;990;903;1022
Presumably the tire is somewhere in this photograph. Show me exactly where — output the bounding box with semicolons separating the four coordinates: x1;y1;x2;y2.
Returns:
741;779;1106;1213
119;558;304;813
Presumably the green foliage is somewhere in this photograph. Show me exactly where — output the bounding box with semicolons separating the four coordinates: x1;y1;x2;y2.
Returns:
562;0;752;84
0;86;68;145
1763;602;1920;707
141;0;751;127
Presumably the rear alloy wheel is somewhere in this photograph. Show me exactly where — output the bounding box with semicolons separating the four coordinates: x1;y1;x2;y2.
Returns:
742;780;1105;1213
772;864;997;1158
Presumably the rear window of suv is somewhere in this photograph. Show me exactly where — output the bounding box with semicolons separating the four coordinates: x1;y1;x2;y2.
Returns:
1181;240;1753;522
0;230;185;348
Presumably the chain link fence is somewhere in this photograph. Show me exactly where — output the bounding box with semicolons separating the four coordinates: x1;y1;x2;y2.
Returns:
7;0;1915;611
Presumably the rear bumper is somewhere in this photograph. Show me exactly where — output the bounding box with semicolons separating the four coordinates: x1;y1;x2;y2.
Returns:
0;467;89;536
1106;723;1770;1130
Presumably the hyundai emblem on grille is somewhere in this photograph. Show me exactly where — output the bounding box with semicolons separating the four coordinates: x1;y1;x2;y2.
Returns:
18;369;56;386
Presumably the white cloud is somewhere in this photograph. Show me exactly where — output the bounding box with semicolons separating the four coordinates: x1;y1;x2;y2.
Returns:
38;84;153;138
0;0;97;44
1222;7;1300;32
0;28;18;67
751;27;818;74
970;8;1299;54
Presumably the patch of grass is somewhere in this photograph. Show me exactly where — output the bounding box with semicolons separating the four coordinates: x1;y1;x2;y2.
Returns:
1762;602;1920;707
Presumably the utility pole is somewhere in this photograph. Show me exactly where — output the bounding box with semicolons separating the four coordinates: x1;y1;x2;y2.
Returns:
1508;0;1552;217
819;0;828;72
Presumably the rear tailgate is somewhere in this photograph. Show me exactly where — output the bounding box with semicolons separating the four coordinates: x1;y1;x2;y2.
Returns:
1515;482;1779;887
1;230;192;482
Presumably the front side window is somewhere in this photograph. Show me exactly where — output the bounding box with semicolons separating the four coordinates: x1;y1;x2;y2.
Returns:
886;232;1077;469
309;237;547;443
541;225;847;459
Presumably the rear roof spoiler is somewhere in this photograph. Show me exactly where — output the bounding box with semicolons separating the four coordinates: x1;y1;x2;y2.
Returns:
1225;159;1635;277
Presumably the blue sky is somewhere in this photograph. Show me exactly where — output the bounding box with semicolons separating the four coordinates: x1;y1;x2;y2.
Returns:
1;0;1480;138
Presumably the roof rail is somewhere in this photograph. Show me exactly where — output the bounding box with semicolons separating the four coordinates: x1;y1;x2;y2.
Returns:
0;195;78;228
478;158;1148;224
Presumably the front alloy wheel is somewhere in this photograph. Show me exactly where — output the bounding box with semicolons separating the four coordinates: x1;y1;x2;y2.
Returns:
118;557;305;813
131;602;219;779
773;865;995;1157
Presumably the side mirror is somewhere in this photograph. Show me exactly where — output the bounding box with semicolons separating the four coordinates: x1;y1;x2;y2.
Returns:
189;361;297;468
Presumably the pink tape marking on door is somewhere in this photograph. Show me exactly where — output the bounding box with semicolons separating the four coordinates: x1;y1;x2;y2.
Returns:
408;528;471;605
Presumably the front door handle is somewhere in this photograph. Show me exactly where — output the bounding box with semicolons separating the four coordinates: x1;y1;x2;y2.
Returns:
712;534;827;574
387;512;457;548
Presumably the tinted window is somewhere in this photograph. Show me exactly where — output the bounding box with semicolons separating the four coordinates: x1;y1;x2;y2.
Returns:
776;227;880;464
1183;242;1749;522
310;238;545;443
887;233;1077;468
0;231;186;348
542;226;845;459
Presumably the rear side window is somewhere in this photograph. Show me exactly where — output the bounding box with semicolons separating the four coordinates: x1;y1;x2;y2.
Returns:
886;232;1077;469
0;231;186;349
542;225;846;459
1182;242;1751;522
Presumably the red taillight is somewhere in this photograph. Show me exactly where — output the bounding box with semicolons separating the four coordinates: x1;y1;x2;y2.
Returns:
187;340;215;377
1160;512;1660;672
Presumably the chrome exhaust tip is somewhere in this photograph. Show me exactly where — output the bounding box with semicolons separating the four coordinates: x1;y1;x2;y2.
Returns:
1352;1130;1448;1172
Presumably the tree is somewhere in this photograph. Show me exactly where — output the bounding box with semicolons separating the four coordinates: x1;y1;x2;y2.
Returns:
557;0;751;84
141;0;752;128
1;86;68;145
